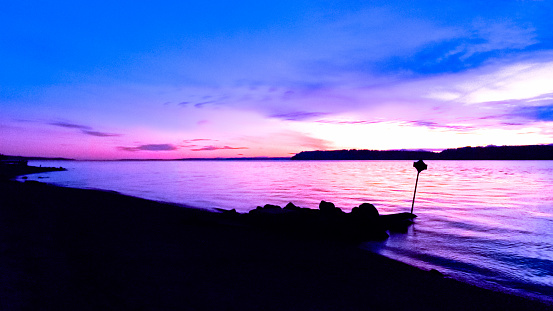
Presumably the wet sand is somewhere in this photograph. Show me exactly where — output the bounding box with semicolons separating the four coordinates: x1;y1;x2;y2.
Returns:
1;178;552;310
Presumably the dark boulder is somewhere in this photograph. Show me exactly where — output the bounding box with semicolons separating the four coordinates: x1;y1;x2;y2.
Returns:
351;203;379;220
319;200;343;214
284;202;301;211
319;200;335;212
380;212;416;232
248;206;263;214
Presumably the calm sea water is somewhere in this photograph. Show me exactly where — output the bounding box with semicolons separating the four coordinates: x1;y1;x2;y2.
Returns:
22;160;553;303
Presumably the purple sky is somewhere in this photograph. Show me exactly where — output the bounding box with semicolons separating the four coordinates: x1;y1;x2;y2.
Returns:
1;1;553;159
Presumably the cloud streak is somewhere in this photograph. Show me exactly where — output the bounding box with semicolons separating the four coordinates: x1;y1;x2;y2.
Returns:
118;144;178;152
270;111;329;121
50;121;121;137
190;145;248;152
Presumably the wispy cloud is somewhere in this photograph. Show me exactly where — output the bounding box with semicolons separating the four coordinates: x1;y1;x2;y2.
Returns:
393;21;539;75
405;120;475;131
240;131;334;151
514;104;553;122
180;138;220;148
118;144;178;152
190;138;217;142
82;130;121;137
50;121;121;137
190;145;248;151
270;111;328;121
315;119;383;125
50;122;90;130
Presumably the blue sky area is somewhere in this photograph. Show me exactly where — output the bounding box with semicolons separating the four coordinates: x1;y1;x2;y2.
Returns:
2;0;553;159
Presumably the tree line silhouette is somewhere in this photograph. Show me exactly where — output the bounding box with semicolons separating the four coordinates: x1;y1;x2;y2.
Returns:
291;145;553;160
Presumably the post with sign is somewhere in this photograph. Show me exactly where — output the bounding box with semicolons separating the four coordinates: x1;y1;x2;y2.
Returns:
411;160;427;214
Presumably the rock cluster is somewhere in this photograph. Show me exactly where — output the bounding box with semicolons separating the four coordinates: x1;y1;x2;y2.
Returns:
222;201;416;242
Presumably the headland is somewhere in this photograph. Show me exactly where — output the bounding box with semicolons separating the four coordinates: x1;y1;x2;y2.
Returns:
292;144;553;160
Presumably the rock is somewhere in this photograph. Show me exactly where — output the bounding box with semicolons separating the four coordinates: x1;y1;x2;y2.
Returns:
319;200;335;212
319;201;344;217
351;203;379;220
284;202;300;211
263;204;281;209
380;212;416;232
215;208;238;215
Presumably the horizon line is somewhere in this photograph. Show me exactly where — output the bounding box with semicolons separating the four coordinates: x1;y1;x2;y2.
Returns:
3;143;553;161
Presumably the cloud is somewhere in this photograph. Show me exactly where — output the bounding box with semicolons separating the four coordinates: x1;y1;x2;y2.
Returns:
118;144;178;152
376;19;538;75
180;138;220;148
270;111;329;121
50;122;91;130
451;92;553;128
515;104;553;122
190;138;217;142
240;130;334;151
315;119;383;125
461;21;538;58
194;101;215;108
50;121;121;137
190;145;248;151
405;120;475;131
82;130;121;137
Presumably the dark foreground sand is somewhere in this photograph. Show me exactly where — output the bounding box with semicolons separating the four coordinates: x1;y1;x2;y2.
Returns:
1;178;552;310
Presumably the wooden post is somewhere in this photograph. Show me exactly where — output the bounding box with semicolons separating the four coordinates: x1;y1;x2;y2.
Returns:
411;160;427;214
411;171;420;214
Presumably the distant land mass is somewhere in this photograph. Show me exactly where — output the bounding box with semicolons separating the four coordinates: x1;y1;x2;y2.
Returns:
0;154;290;162
0;154;75;161
116;157;291;161
291;144;553;160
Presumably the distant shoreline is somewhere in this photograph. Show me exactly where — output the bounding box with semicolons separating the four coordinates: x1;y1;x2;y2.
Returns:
4;144;553;161
0;162;67;180
292;144;553;161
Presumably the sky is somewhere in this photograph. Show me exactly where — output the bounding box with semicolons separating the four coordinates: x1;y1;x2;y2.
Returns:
1;0;553;159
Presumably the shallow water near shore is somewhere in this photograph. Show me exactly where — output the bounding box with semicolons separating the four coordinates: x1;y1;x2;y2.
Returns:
22;160;553;303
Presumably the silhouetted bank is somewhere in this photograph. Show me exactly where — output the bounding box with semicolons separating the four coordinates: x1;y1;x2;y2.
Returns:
0;158;66;179
2;164;553;310
2;180;552;310
291;144;553;160
0;154;74;161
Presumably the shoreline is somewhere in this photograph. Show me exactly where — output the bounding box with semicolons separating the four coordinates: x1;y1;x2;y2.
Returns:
0;163;67;180
1;169;552;309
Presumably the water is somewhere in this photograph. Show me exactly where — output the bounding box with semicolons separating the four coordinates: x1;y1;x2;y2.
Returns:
21;160;553;303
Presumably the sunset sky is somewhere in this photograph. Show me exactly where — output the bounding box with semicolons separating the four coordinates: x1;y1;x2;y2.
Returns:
2;0;553;159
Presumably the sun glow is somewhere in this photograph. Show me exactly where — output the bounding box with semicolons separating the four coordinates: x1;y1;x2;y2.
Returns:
291;119;553;151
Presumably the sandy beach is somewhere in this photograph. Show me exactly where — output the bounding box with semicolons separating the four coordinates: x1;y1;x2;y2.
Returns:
1;173;552;310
